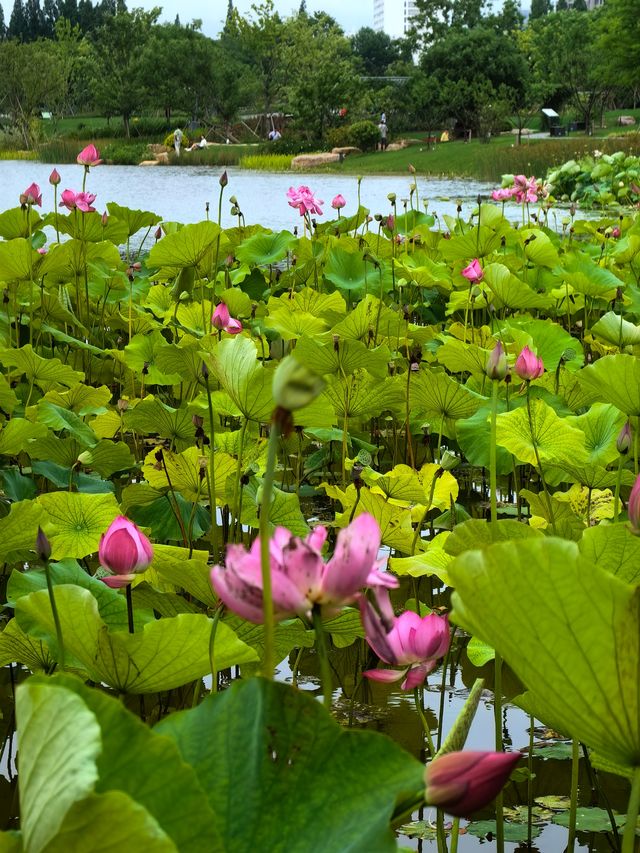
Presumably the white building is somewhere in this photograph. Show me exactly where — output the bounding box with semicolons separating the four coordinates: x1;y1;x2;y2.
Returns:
373;0;419;39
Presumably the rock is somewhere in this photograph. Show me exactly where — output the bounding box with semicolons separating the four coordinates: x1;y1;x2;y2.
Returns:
331;146;360;157
618;115;636;126
138;160;159;166
147;143;170;154
291;152;340;168
386;139;410;151
155;152;169;164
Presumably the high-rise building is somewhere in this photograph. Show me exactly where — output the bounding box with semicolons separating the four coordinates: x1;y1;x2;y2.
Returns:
373;0;419;39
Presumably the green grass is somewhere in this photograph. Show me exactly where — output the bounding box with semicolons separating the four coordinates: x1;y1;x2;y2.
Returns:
239;153;293;171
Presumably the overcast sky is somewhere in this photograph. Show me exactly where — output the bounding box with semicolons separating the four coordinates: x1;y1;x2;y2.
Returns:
0;0;371;37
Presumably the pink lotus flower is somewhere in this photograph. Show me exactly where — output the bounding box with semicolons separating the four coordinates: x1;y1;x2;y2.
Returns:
331;194;346;210
360;588;450;690
20;183;42;206
611;226;621;239
287;185;324;217
629;473;640;535
211;302;242;334
461;258;483;283
59;189;97;213
210;513;398;624
491;187;514;202
513;174;538;204
77;144;102;167
98;516;153;588
425;750;521;817
514;345;544;381
49;169;61;186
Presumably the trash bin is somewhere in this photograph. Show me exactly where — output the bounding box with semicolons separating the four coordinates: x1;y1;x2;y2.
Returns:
550;126;567;137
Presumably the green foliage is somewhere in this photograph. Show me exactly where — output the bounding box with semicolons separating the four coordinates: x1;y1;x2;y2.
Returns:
347;120;380;152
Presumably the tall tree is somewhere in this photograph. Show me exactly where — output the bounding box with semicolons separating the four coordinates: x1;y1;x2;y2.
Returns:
0;3;6;38
411;0;486;48
529;0;550;19
598;0;640;92
233;1;285;118
8;0;27;39
351;27;399;76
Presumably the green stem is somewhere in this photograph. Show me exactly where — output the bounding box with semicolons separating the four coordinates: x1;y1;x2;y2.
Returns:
204;373;220;559
259;421;280;679
450;817;460;853
208;605;223;694
413;686;436;757
44;561;65;669
567;738;580;851
312;606;333;710
526;387;557;535
125;583;134;633
622;766;640;853
411;470;440;554
490;379;499;526
614;454;625;522
494;651;504;853
528;714;534;848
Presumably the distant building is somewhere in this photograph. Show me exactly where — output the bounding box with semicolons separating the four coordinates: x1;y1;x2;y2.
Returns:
373;0;419;39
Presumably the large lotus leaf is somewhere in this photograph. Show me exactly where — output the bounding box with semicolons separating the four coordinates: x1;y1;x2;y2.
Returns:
224;616;314;670
31;459;114;495
591;311;640;348
0;374;18;415
148;544;217;608
294;337;391;379
154;341;206;384
142;445;235;503
439;226;502;261
0;238;41;282
123;487;210;543
563;403;626;467
119;332;183;385
330;294;403;342
40;791;176;853
0;499;45;562
444;518;542;556
0;618;52;671
534;369;593;413
77;440;136;478
410;369;483;439
241;481;309;537
579;523;640;585
155;678;425;853
36;400;98;447
328;483;415;554
579;354;640;416
521;487;585;540
550;462;634;491
449;538;640;773
323;371;404;420
207;335;274;423
482;263;552;311
21;674;219;851
44;210;130;244
36;491;119;559
107;202;161;237
264;307;328;340
562;255;622;300
43;384;111;416
268;288;346;325
0;344;84;389
16;585;257;692
457;403;516;475
495;398;588;467
124;396;196;450
396;256;452;292
436;336;490;375
520;228;560;267
324;247;369;294
37;240;122;280
502;317;584;373
362;463;425;503
0;206;43;239
389;533;453;585
16;681;101;853
236;229;296;265
0;419;48;455
147;221;221;277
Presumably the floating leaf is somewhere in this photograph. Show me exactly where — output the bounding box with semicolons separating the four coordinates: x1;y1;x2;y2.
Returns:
36;491;120;559
495;398;588;467
551;807;624;832
236;229;296;265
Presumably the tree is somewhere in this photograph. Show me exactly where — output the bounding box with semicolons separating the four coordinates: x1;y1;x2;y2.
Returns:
8;0;27;39
0;3;6;38
529;0;550;19
351;27;399;76
90;7;159;135
232;1;285;118
411;0;486;48
598;0;640;93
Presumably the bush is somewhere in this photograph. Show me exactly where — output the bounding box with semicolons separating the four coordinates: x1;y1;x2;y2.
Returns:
163;130;191;148
347;120;379;152
325;126;351;149
257;137;324;156
101;142;150;165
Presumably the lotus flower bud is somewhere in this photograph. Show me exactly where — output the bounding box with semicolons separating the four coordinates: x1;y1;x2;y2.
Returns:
425;751;521;817
486;341;507;381
21;183;42;207
331;194;346;210
514;346;544;381
461;259;483;283
629;474;640;535
273;355;324;413
440;450;460;471
49;168;61;186
219;170;228;188
387;192;396;203
35;526;51;562
211;302;231;330
98;516;153;583
76;144;102;167
617;422;632;455
102;211;108;227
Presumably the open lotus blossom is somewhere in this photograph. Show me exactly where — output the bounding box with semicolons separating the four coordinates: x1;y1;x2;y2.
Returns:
425;750;521;817
360;588;450;690
212;302;243;334
287;185;324;217
461;258;483;283
59;189;97;213
20;183;42;206
77;143;103;167
514;345;544;381
628;473;640;535
98;516;153;588
210;513;398;624
513;174;539;204
491;187;514;202
331;194;346;210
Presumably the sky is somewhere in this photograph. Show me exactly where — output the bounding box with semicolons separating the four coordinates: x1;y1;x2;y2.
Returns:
0;0;371;37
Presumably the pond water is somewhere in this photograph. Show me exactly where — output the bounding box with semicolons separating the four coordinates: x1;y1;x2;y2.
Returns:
0;160;569;234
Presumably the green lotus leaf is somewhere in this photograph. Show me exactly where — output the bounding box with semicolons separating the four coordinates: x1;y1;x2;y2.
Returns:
0;467;37;501
520;487;585;540
410;368;483;439
175;300;212;336
0;238;41;282
36;400;98;447
119;331;184;385
124;396;196;450
457;404;516;475
148;544;217;608
43;384;111;416
236;229;296;265
0;618;52;671
466;636;495;666
16;681;101;853
38;240;122;280
16;585;257;692
269;287;346;325
323;371;404;420
224;616;314;671
521;228;559;267
579;354;640;416
0;499;44;562
439;225;502;261
331;294;403;341
549;462;634;490
125;489;210;543
44;210;130;244
0;419;48;455
324;246;369;294
483;263;552;311
449;537;640;772
142;446;228;503
107;202;162;237
591;311;640;348
264;307;328;340
241;481;309;537
0;206;42;239
329;483;415;554
388;210;435;236
147;221;221;277
155;678;424;853
154;340;205;384
31;460;114;495
495;398;588;467
396;256;452;292
389;532;453;584
579;523;640;585
0;344;84;390
562;254;622;299
36;491;120;559
0;374;18;415
436;336;490;375
77;440;136;478
294;337;392;379
551;807;625;833
565;399;627;465
503;317;584;373
444;518;542;556
207;335;274;423
143;283;174;319
362;463;426;503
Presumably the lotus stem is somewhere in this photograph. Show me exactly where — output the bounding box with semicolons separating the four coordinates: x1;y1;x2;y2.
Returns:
528;713;534;848
525;387;557;535
204;371;220;560
450;817;460;853
622;765;640;853
259;420;280;679
413;686;436;758
312;606;333;710
126;583;134;634
44;561;65;669
490;379;499;526
567;738;580;851
494;651;504;853
208;604;223;694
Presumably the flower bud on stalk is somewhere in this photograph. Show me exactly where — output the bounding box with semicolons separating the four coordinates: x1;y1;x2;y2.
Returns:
617;421;632;455
629;474;640;535
486;342;507;381
425;750;521;817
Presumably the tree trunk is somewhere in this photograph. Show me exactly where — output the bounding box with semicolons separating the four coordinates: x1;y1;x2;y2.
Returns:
123;113;130;138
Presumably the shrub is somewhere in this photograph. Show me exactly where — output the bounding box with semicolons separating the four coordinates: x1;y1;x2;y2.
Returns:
101;142;150;165
347;120;380;152
325;126;351;149
163;130;191;148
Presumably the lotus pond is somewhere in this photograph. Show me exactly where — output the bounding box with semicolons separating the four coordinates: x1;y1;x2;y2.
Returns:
0;150;640;853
